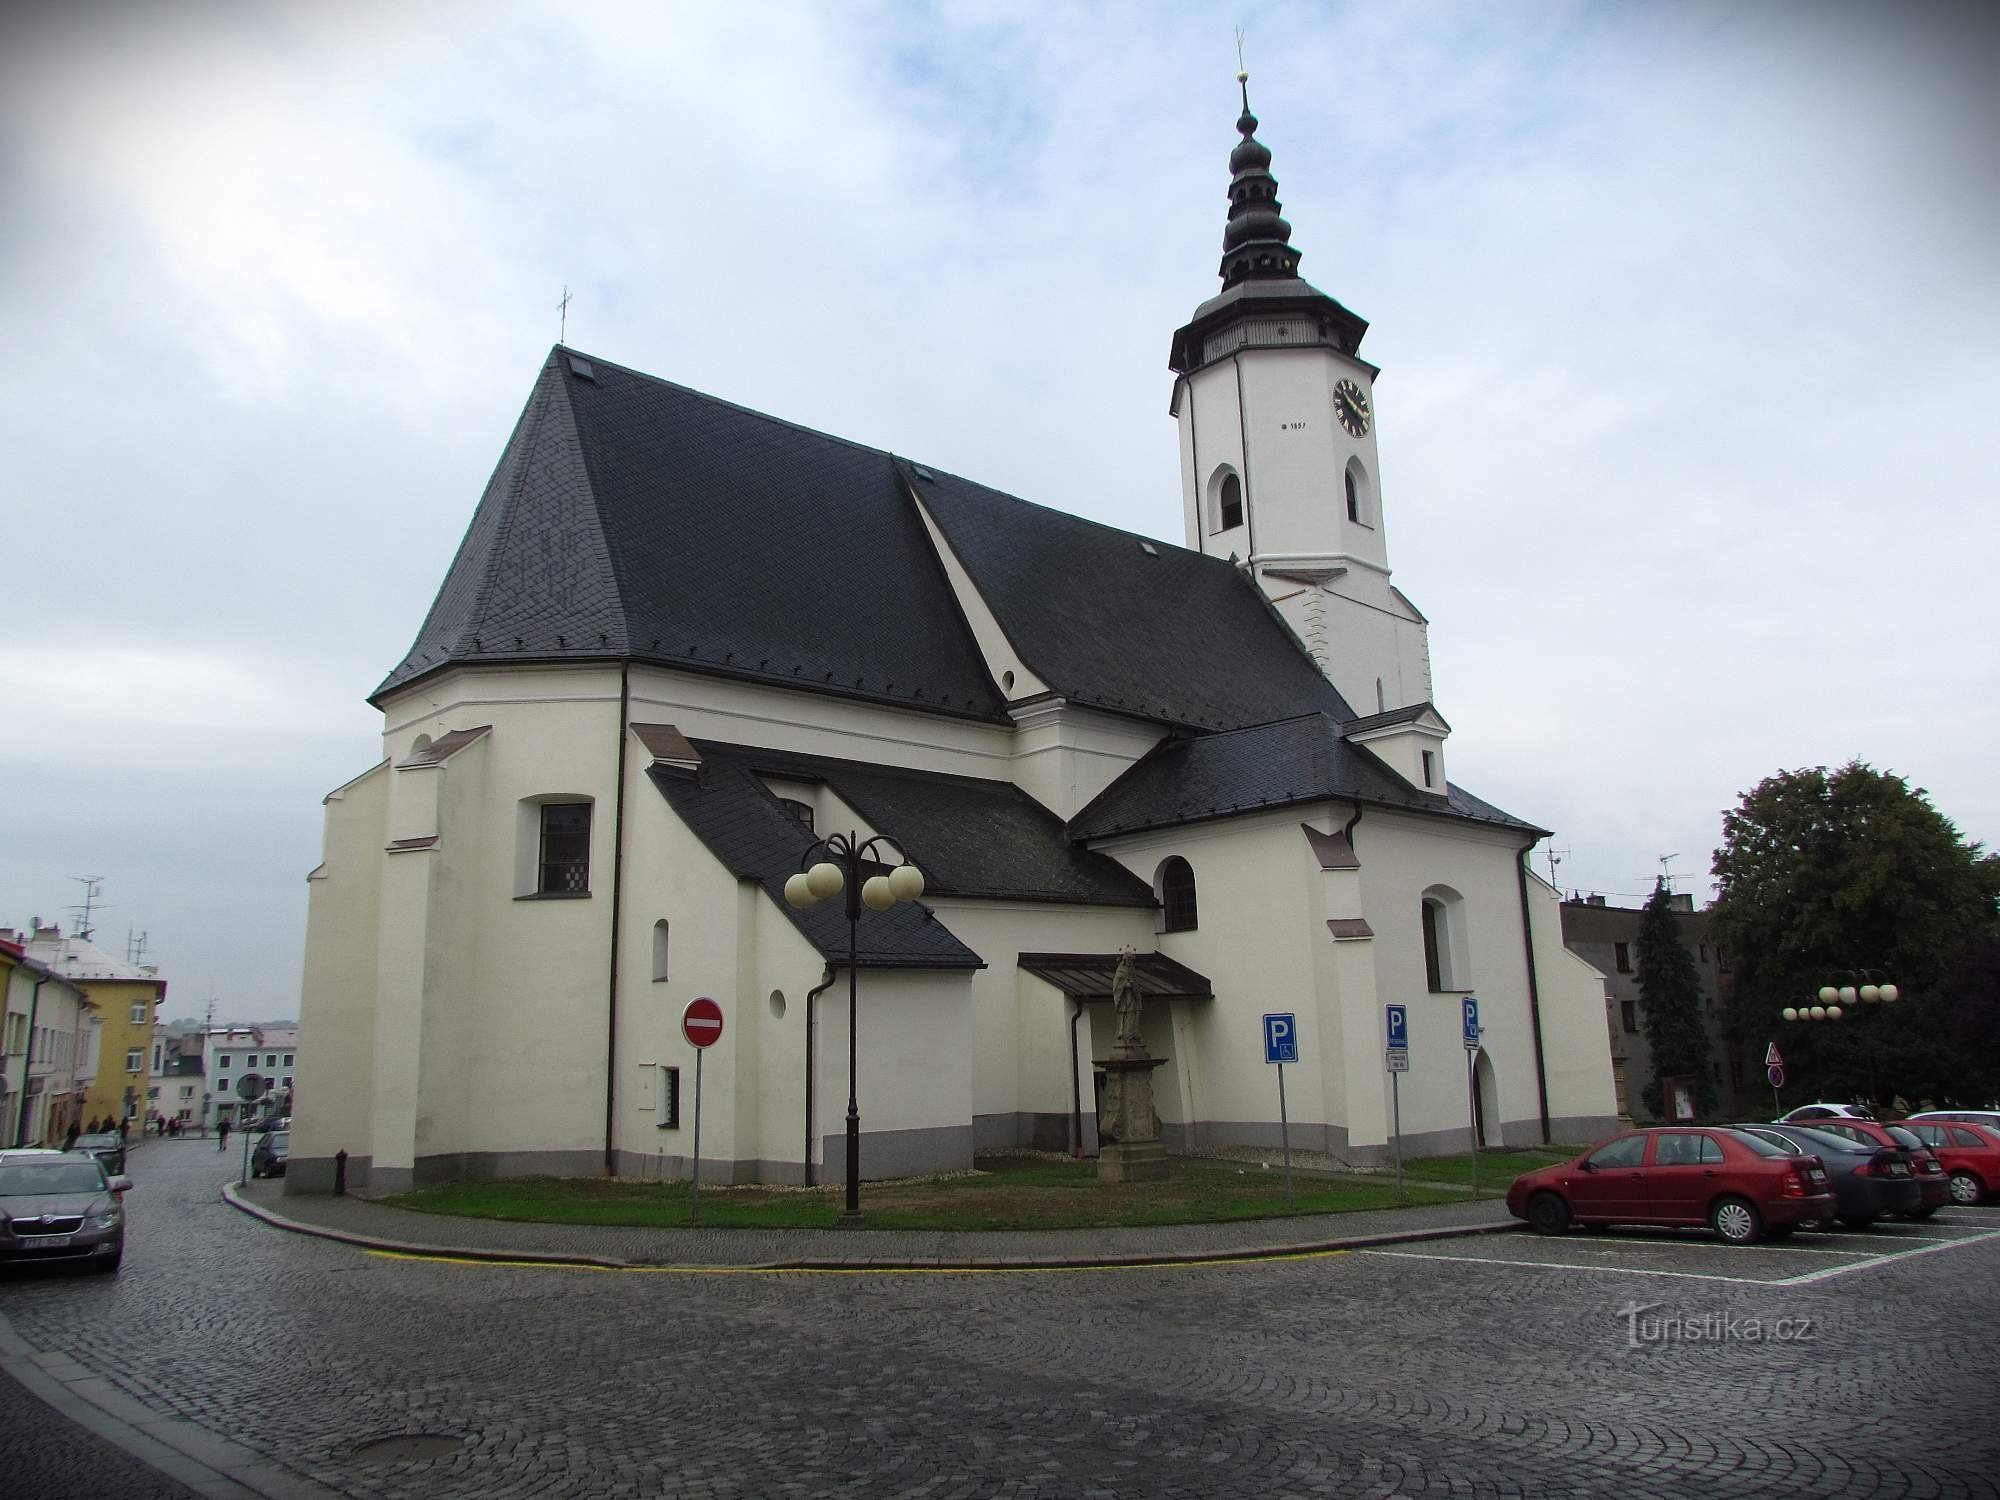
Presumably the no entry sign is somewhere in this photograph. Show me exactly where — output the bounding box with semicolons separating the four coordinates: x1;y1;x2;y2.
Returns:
682;996;725;1049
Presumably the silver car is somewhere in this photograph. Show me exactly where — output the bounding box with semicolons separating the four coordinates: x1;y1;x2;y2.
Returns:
0;1148;131;1273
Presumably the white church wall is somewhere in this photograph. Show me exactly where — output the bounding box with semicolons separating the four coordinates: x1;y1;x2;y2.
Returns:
815;967;976;1181
1525;878;1621;1143
1235;347;1387;572
1093;809;1330;1153
290;762;388;1192
1006;701;1164;822
1354;810;1559;1153
922;897;1156;1151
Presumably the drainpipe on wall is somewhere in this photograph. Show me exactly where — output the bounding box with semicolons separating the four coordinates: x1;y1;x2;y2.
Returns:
603;661;632;1178
1514;839;1553;1144
1069;997;1086;1158
803;965;835;1184
13;976;48;1147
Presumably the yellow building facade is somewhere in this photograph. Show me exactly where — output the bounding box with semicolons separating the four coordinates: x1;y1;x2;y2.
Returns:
22;926;167;1130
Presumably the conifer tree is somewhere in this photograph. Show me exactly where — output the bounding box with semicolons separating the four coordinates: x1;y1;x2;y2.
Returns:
1637;881;1716;1118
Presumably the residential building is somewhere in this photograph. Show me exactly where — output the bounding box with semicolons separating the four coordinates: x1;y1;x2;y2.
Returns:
21;922;167;1130
202;1025;299;1128
1560;893;1753;1120
2;931;95;1145
292;86;1618;1195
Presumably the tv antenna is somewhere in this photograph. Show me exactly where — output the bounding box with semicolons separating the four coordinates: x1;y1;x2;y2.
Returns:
67;875;105;941
1658;853;1682;889
557;284;574;343
1545;845;1570;887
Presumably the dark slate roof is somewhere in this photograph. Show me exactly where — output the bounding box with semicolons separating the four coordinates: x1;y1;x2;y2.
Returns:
907;465;1355;731
649;759;983;972
1018;953;1214;1001
376;350;1008;719
1341;702;1450;735
1069;712;1543;841
686;741;1155;909
381;346;1351;734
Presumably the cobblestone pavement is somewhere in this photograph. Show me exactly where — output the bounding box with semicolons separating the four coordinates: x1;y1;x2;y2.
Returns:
4;1136;1999;1498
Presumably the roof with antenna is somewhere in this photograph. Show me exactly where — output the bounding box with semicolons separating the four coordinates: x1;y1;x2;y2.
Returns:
23;925;164;985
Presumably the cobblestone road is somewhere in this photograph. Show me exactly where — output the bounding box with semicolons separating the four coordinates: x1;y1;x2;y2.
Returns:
4;1137;1998;1498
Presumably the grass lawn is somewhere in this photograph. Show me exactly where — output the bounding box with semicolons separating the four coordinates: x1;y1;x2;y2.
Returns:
381;1154;1466;1232
1396;1148;1576;1194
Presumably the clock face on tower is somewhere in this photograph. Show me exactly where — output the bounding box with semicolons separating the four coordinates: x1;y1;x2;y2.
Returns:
1334;378;1372;438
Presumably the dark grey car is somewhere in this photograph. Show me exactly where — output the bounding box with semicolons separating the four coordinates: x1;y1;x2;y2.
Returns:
1734;1124;1922;1226
0;1149;131;1272
71;1131;126;1175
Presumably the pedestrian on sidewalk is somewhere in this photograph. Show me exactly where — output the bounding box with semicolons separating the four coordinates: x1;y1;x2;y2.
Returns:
65;1121;81;1151
118;1116;129;1143
218;1118;231;1152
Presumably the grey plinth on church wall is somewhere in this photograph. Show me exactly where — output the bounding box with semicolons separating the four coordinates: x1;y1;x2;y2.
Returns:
1096;950;1173;1183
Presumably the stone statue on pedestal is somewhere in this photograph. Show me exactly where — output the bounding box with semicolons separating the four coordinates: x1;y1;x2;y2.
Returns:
1096;945;1171;1182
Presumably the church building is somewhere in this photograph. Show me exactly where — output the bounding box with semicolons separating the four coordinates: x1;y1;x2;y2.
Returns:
290;87;1617;1195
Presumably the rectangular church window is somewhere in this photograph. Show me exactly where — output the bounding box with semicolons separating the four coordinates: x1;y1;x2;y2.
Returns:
539;803;592;894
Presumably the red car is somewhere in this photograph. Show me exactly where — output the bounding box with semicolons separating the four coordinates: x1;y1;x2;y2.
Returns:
1794;1118;1950;1215
1506;1126;1837;1245
1896;1120;2000;1205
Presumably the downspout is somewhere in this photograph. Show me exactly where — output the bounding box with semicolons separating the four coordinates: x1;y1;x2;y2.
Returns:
603;661;632;1177
1233;356;1258;566
804;965;835;1184
1069;997;1085;1158
1515;838;1553;1144
13;976;47;1147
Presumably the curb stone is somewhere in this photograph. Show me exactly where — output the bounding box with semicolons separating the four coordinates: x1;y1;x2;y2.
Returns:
0;1311;345;1500
222;1182;1521;1272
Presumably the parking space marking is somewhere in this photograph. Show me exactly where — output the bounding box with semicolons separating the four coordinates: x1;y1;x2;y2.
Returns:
1358;1247;1786;1285
1774;1227;2000;1286
1362;1225;2000;1286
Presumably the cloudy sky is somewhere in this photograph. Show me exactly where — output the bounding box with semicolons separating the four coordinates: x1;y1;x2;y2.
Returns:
3;1;1994;1018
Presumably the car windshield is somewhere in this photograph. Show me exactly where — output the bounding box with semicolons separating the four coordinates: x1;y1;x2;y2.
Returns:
1722;1130;1790;1157
1785;1127;1870;1154
75;1134;119;1148
0;1161;107;1195
267;1133;289;1149
1885;1125;1926;1150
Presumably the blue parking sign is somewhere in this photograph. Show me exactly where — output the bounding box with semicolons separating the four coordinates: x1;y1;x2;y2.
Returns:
1385;1004;1408;1049
1263;1012;1299;1065
1461;996;1480;1047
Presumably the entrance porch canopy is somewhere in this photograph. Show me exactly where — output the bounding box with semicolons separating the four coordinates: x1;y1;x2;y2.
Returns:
1017;952;1213;1002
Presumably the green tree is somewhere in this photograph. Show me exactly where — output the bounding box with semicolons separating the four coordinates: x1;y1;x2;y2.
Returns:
1636;882;1716;1118
1710;762;2000;1107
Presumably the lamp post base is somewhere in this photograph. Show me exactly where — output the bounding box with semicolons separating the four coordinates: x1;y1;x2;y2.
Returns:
837;1209;865;1227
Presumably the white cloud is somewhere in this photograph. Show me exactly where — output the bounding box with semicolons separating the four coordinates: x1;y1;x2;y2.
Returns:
0;0;1994;1004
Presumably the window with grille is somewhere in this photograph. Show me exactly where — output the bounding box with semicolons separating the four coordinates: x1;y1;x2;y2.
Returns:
1159;858;1198;932
539;803;592;893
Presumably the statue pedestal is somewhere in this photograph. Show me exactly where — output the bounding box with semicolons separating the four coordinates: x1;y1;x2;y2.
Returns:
1095;1051;1171;1184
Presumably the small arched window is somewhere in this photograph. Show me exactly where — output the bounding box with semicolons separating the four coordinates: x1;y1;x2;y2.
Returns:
1159;857;1198;933
1345;468;1360;523
1421;885;1468;991
652;920;670;982
1218;473;1243;531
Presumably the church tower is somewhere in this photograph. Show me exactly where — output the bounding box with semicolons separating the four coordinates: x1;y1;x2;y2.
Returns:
1169;76;1432;718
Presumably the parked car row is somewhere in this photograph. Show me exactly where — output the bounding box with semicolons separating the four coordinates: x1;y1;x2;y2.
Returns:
1506;1117;2000;1245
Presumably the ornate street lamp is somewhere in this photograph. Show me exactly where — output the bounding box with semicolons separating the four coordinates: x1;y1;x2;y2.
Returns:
784;832;925;1223
1780;968;1898;1024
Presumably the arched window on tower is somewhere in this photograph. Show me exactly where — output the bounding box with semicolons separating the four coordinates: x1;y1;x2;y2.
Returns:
1345;468;1360;523
1218;472;1243;532
1344;458;1372;527
1158;857;1198;933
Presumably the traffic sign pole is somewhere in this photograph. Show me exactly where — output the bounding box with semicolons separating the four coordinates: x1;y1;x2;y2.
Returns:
1277;1062;1294;1211
680;998;725;1226
1466;1048;1480;1201
1392;1068;1404;1203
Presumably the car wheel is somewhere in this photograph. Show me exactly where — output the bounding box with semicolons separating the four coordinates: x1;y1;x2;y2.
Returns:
92;1254;122;1274
1711;1196;1763;1246
1527;1192;1571;1236
1903;1205;1938;1220
1582;1222;1609;1234
1948;1171;1984;1206
1838;1214;1877;1230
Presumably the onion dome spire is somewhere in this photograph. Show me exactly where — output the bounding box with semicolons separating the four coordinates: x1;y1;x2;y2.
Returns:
1219;71;1300;286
